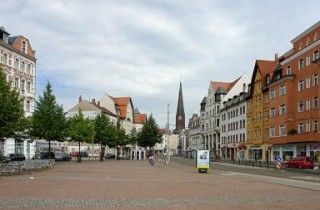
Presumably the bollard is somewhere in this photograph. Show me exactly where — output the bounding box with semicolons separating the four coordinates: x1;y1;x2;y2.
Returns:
259;161;262;167
238;159;240;165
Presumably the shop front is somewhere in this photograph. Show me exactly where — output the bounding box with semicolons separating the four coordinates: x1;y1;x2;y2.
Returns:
238;142;246;160
271;143;319;161
248;146;263;161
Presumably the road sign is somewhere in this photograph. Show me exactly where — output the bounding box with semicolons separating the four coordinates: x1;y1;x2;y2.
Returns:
276;156;282;162
276;162;281;170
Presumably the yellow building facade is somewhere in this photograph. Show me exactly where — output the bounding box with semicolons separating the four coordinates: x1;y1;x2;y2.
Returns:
246;60;277;161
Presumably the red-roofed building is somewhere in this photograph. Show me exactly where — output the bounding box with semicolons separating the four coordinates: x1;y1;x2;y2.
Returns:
246;59;279;161
267;21;320;162
0;27;37;158
202;74;251;158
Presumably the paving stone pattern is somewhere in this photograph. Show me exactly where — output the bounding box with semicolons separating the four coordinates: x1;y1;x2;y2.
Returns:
1;160;320;209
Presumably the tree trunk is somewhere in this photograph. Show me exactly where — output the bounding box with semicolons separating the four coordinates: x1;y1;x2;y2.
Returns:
100;145;105;161
48;140;51;159
78;140;81;162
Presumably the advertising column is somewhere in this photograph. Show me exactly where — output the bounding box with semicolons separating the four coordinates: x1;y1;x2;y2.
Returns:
196;150;210;173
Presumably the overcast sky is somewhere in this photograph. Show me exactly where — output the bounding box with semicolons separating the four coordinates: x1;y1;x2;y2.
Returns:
1;0;319;129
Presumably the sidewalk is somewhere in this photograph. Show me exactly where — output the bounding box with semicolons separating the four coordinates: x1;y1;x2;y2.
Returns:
1;160;320;209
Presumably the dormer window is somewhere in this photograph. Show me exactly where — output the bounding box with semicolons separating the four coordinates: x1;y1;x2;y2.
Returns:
22;40;27;54
299;42;304;50
306;38;311;45
266;75;270;84
314;33;319;41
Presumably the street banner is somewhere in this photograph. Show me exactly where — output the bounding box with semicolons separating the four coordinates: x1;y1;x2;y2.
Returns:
196;150;210;170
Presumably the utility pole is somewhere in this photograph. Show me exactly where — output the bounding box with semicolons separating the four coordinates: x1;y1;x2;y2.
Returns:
166;104;170;164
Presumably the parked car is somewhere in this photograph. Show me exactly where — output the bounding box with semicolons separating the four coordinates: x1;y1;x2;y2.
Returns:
55;153;71;162
4;153;26;163
80;151;88;157
33;152;55;159
71;151;88;157
286;156;314;169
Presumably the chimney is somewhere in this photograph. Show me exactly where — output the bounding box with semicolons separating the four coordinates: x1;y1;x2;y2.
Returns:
275;53;279;61
97;101;100;106
92;99;96;104
79;95;82;103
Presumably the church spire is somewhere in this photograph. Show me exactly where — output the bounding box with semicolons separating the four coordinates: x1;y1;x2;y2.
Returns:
174;81;185;134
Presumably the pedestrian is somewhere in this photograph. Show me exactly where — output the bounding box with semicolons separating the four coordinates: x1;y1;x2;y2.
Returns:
148;155;155;166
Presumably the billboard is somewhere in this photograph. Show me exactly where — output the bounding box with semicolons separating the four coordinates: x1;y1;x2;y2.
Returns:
196;150;210;169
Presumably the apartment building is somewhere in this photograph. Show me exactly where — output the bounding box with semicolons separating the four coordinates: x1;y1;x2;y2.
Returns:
268;21;320;161
0;27;36;158
246;60;278;161
67;94;147;159
202;74;250;157
220;91;248;160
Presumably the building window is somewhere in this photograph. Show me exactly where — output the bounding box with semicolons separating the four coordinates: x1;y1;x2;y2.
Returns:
313;74;318;86
26;81;31;93
21;61;25;71
298;123;304;134
314;50;319;61
270;89;276;100
20;79;25;94
298;59;304;70
279;104;286;115
298;80;304;91
306;98;311;110
298;101;304;112
14;77;19;89
22;41;27;53
306;55;311;66
314;120;318;132
313;97;318;109
286;66;291;75
270;127;275;137
270;108;276;118
280;125;286;136
306;77;311;88
25;100;30;112
27;64;31;74
14;58;19;69
2;53;8;64
306;121;311;132
279;84;286;96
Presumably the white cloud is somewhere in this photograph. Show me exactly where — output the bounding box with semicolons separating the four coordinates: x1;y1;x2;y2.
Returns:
1;0;319;128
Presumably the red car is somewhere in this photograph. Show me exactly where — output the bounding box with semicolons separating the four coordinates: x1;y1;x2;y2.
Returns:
286;156;314;169
71;151;79;157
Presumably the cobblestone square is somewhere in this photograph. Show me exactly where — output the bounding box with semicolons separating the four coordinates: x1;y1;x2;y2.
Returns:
1;160;320;209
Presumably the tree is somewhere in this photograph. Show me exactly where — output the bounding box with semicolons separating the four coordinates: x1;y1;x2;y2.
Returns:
115;121;129;160
0;67;24;140
137;114;162;156
94;114;117;161
68;109;95;162
129;127;139;146
32;82;67;158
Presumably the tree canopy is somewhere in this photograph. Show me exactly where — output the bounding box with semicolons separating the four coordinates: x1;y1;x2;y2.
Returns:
68;109;95;162
94;114;117;160
137;114;162;154
31;82;67;157
0;68;24;140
